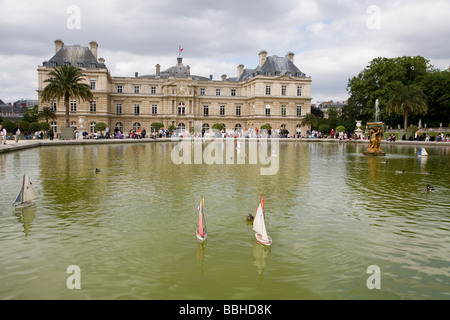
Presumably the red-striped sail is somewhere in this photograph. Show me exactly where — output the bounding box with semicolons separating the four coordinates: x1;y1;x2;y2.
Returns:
196;197;207;241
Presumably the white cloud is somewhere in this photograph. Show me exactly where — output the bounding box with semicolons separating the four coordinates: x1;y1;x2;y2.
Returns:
0;0;449;104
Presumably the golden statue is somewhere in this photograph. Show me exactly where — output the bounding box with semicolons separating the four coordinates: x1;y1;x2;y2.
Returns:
364;123;386;156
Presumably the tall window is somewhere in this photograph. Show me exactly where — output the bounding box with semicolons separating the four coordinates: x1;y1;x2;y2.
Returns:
50;99;57;111
281;105;287;117
178;103;185;115
297;86;302;96
281;86;287;96
297;105;302;117
220;105;225;116
70;100;77;112
116;103;122;114
265;105;271;116
134;104;140;115
236;105;241;116
90;101;97;113
152;104;158;115
203;105;209;116
134;86;140;94
216;89;221;96
117;85;123;93
200;88;205;96
90;79;96;90
266;85;271;95
231;89;236;97
90;122;96;133
151;86;156;94
50;121;57;133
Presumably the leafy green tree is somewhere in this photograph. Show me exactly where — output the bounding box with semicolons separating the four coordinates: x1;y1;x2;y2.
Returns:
29;122;42;133
212;123;224;131
41;65;93;128
151;122;164;132
260;123;272;130
386;84;428;131
37;106;57;123
346;56;431;126
94;122;107;136
23;105;38;123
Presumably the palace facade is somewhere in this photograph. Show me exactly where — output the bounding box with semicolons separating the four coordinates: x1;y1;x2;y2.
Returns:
37;40;312;136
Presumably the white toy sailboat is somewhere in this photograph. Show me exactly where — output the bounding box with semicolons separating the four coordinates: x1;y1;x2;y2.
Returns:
253;196;272;246
417;147;428;157
196;196;207;241
13;174;37;209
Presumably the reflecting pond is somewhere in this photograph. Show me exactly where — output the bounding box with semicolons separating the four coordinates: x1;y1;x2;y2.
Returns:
0;141;449;299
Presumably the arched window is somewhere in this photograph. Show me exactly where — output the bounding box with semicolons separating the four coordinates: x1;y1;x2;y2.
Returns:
202;123;210;132
70;121;77;129
50;121;57;133
178;123;186;131
90;122;96;133
296;124;302;133
115;122;123;132
235;124;242;132
133;122;141;132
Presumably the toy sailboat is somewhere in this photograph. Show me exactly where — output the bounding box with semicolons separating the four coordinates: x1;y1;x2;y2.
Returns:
253;196;272;246
196;196;207;241
13;174;37;209
417;147;428;156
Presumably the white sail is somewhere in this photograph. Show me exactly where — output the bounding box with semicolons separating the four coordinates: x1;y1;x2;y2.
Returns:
22;174;37;203
253;203;269;242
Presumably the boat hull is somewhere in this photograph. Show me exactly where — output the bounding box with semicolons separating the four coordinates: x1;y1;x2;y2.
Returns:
255;233;272;246
14;201;35;210
196;229;207;241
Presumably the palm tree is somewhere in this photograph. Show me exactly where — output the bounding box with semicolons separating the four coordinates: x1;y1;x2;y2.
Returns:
301;113;318;130
41;65;93;128
37;107;57;123
387;83;428;131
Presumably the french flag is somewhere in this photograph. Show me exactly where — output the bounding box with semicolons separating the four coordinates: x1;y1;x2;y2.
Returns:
179;45;183;53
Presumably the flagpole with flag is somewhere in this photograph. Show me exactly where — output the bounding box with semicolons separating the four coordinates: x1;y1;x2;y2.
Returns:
179;45;183;56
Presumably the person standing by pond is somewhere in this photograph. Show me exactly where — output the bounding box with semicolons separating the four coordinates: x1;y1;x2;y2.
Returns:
12;124;20;143
0;125;6;145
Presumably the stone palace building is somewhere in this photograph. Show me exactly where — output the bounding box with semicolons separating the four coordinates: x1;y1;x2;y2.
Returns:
37;40;312;136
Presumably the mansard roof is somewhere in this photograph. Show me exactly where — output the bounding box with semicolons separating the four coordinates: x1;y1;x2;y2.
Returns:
43;45;106;69
231;54;306;82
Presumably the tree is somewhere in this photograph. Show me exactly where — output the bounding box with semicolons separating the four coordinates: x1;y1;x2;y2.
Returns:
386;84;428;131
301;113;318;129
346;56;431;126
37;106;57;123
41;65;93;128
22;105;38;123
94;122;107;136
151;122;164;132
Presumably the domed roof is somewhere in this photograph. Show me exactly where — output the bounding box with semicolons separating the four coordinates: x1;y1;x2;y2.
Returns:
163;57;189;77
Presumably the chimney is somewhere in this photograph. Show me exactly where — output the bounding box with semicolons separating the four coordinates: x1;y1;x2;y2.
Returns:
135;72;139;78
54;39;64;53
286;52;295;63
156;64;161;76
221;74;227;81
259;50;268;68
187;65;191;76
238;64;244;78
89;41;98;59
98;57;105;65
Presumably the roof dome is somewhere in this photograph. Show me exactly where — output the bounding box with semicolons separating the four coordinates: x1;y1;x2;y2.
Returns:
164;57;189;77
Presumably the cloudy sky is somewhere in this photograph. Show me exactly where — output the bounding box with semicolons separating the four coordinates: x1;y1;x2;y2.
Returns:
1;0;449;104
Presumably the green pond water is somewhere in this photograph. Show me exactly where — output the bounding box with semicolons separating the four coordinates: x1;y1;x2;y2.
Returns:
0;141;449;300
